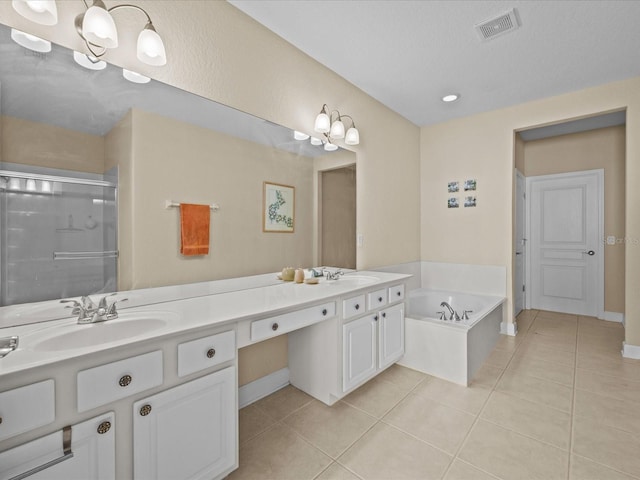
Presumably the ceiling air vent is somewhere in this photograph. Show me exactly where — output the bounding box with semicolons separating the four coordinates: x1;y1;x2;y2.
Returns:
475;9;519;41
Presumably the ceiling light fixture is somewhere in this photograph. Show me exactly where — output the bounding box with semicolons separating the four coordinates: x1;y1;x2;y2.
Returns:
74;0;167;66
122;68;150;84
11;0;58;25
73;51;107;70
10;28;51;52
314;104;360;146
442;94;460;103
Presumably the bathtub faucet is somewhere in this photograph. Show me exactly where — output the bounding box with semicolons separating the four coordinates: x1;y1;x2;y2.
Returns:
440;301;460;321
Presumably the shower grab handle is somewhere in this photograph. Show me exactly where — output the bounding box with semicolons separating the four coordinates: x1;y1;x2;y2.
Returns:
53;250;119;260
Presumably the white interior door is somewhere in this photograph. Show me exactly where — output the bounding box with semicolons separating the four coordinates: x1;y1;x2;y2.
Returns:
528;170;603;316
514;170;526;316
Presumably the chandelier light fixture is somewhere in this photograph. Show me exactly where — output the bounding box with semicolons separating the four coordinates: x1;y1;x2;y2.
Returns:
314;104;360;148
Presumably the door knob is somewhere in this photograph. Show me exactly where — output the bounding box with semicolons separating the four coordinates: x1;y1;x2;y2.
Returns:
583;250;596;256
515;252;522;255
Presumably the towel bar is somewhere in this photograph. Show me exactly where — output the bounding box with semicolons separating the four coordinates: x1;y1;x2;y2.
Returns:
9;426;73;480
165;200;220;211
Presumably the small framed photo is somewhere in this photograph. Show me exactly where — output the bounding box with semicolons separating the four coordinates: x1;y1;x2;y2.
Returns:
447;181;459;193
448;197;459;208
464;196;477;208
263;182;295;233
464;179;477;191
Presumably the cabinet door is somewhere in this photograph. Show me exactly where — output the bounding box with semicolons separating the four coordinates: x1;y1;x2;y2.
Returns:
0;412;115;480
133;367;237;480
343;315;377;392
379;303;405;369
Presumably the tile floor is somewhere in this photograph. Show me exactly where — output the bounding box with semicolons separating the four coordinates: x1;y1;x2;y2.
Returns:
229;310;640;480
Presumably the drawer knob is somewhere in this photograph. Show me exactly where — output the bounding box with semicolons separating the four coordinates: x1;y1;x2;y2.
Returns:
378;297;383;302
397;291;401;296
97;421;111;434
207;348;216;358
0;416;3;425
382;312;387;318
119;374;132;387
355;304;360;310
140;404;152;416
322;309;328;316
374;315;379;321
272;323;279;331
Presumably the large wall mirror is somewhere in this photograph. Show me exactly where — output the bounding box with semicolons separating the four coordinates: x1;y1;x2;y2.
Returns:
0;23;356;326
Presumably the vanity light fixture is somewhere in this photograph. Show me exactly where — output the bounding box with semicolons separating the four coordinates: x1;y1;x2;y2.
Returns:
75;0;167;66
122;69;150;84
293;131;310;141
314;104;360;146
10;28;51;52
442;94;460;103
11;0;58;25
73;51;107;70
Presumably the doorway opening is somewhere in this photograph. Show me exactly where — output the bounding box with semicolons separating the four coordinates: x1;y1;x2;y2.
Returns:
318;165;356;269
514;110;626;321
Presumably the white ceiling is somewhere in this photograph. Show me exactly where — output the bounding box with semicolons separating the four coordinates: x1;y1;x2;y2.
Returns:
229;0;640;127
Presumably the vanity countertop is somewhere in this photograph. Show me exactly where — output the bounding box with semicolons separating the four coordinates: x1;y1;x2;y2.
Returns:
0;271;410;376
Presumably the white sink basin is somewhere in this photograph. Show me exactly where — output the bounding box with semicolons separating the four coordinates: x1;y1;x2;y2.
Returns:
27;311;175;352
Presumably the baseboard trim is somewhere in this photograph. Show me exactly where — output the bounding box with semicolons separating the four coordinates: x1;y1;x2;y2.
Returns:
622;342;640;360
602;311;625;325
238;367;290;408
500;321;518;336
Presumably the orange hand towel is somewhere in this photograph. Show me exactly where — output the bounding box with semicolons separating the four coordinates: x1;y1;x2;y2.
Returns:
180;204;210;256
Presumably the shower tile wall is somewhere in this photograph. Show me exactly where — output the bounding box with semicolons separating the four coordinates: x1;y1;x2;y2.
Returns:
0;170;117;306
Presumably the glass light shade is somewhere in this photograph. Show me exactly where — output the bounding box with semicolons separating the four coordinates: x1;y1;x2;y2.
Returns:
25;179;37;192
345;127;360;145
442;94;459;102
294;131;310;141
12;0;58;25
10;29;51;53
314;112;330;133
82;4;118;49
329;119;345;139
41;180;52;193
324;142;338;152
137;26;167;66
8;178;22;190
123;69;151;84
310;137;323;146
73;51;107;70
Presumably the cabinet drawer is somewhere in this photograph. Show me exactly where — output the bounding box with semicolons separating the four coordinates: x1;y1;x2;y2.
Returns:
343;294;366;319
77;350;163;412
367;289;388;310
0;380;55;442
251;302;336;342
178;330;236;377
388;284;405;303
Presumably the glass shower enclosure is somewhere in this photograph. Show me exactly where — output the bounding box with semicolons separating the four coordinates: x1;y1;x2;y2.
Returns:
0;170;117;306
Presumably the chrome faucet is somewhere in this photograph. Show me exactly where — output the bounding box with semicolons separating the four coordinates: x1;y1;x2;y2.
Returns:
323;269;344;280
61;293;128;324
440;301;460;321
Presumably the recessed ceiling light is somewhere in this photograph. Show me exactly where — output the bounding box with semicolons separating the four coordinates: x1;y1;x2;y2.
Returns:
442;94;460;103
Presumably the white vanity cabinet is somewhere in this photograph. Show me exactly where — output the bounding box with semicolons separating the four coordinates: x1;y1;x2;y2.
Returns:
133;367;237;480
342;313;378;391
378;303;405;369
0;412;115;480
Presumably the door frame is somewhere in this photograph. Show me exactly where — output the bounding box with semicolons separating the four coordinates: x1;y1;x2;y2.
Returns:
514;169;526;317
525;169;604;318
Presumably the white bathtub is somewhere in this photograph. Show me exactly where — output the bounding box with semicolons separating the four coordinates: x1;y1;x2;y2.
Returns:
398;289;506;386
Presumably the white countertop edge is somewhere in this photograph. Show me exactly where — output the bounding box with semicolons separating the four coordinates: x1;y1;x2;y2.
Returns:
0;271;411;376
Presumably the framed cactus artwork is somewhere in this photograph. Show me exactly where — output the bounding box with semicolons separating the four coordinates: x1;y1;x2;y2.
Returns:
263;182;295;233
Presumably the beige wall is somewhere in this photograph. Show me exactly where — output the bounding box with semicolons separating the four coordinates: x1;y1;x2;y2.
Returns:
124;109;314;290
1;115;104;173
523;126;625;314
421;79;640;347
321;166;357;269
